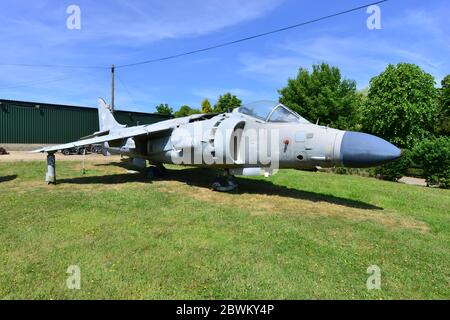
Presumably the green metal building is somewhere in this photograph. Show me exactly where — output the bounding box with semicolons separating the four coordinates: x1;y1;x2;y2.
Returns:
0;99;172;144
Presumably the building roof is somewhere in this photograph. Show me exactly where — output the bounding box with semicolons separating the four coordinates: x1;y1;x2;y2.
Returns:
0;98;170;118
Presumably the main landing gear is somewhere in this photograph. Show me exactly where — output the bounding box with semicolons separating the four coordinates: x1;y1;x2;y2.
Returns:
146;164;167;179
212;170;238;192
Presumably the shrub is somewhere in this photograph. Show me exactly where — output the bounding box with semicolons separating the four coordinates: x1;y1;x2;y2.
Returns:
329;167;372;177
411;137;450;188
374;150;411;182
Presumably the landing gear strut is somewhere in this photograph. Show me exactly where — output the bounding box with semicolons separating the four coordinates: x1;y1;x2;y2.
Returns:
212;170;238;192
46;152;56;185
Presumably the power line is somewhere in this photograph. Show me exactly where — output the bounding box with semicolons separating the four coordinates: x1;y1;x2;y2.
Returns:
0;62;107;70
0;76;75;91
0;1;387;71
0;0;387;94
0;70;98;91
116;0;388;69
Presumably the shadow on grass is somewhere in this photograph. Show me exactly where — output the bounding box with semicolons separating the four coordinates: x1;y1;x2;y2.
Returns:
60;162;382;210
58;173;150;185
0;175;17;183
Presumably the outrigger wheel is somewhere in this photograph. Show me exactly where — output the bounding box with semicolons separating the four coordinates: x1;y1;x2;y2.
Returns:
212;170;238;192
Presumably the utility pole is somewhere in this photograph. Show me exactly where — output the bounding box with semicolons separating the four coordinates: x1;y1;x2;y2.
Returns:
111;64;115;113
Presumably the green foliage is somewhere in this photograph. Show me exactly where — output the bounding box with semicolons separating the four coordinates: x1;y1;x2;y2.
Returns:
437;75;450;136
213;93;242;113
328;167;373;177
201;99;213;113
174;105;201;118
374;150;411;182
362;63;439;149
155;103;173;115
359;87;369;97
411;137;450;188
278;63;361;130
351;92;366;132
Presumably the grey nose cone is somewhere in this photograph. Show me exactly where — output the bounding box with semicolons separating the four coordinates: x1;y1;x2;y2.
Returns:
340;132;402;168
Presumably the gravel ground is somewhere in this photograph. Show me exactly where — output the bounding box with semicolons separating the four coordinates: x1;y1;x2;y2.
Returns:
399;176;427;187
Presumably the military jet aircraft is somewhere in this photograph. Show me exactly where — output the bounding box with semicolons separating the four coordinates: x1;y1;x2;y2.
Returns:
34;98;401;191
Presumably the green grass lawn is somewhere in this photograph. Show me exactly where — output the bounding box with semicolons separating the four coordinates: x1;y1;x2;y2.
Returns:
0;160;449;299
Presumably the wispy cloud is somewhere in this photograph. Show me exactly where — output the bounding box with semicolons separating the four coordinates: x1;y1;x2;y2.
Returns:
0;0;283;108
106;0;284;43
239;5;450;89
0;0;284;48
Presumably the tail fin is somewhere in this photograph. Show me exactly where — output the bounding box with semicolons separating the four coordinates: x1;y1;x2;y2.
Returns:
98;98;126;131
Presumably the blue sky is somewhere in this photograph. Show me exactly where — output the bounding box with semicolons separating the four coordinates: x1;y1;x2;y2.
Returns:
0;0;448;112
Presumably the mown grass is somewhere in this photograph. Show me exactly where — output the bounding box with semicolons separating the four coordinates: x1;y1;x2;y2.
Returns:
0;160;448;299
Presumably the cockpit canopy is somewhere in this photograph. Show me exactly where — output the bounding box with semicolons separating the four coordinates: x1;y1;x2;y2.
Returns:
235;101;310;124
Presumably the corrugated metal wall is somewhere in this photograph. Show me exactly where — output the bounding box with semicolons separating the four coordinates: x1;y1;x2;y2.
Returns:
0;99;171;144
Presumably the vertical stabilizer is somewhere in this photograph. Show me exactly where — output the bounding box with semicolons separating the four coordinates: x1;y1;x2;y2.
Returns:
97;98;126;131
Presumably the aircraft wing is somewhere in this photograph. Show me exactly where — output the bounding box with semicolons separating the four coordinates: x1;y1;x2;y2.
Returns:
32;122;173;153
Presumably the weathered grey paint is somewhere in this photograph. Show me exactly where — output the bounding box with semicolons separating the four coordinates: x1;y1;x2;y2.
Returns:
35;99;402;185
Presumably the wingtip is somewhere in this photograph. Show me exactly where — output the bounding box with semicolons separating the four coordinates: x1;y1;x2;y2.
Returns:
31;145;51;153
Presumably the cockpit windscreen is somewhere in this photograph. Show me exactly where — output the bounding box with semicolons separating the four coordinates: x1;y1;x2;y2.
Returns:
236;101;310;124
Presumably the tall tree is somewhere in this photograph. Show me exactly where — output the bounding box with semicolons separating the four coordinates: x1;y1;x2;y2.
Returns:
278;63;360;130
214;93;242;113
174;105;201;118
201;98;213;113
437;75;450;136
155;103;173;116
362;63;439;149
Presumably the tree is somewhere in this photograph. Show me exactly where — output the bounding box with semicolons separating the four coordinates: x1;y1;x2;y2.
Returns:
411;137;450;188
155;103;173;116
437;75;450;136
201;99;213;113
174;105;201;118
362;63;439;149
278;63;360;130
214;93;242;113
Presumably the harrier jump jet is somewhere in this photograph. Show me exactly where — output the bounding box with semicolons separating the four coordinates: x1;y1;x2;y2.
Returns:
34;99;401;191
